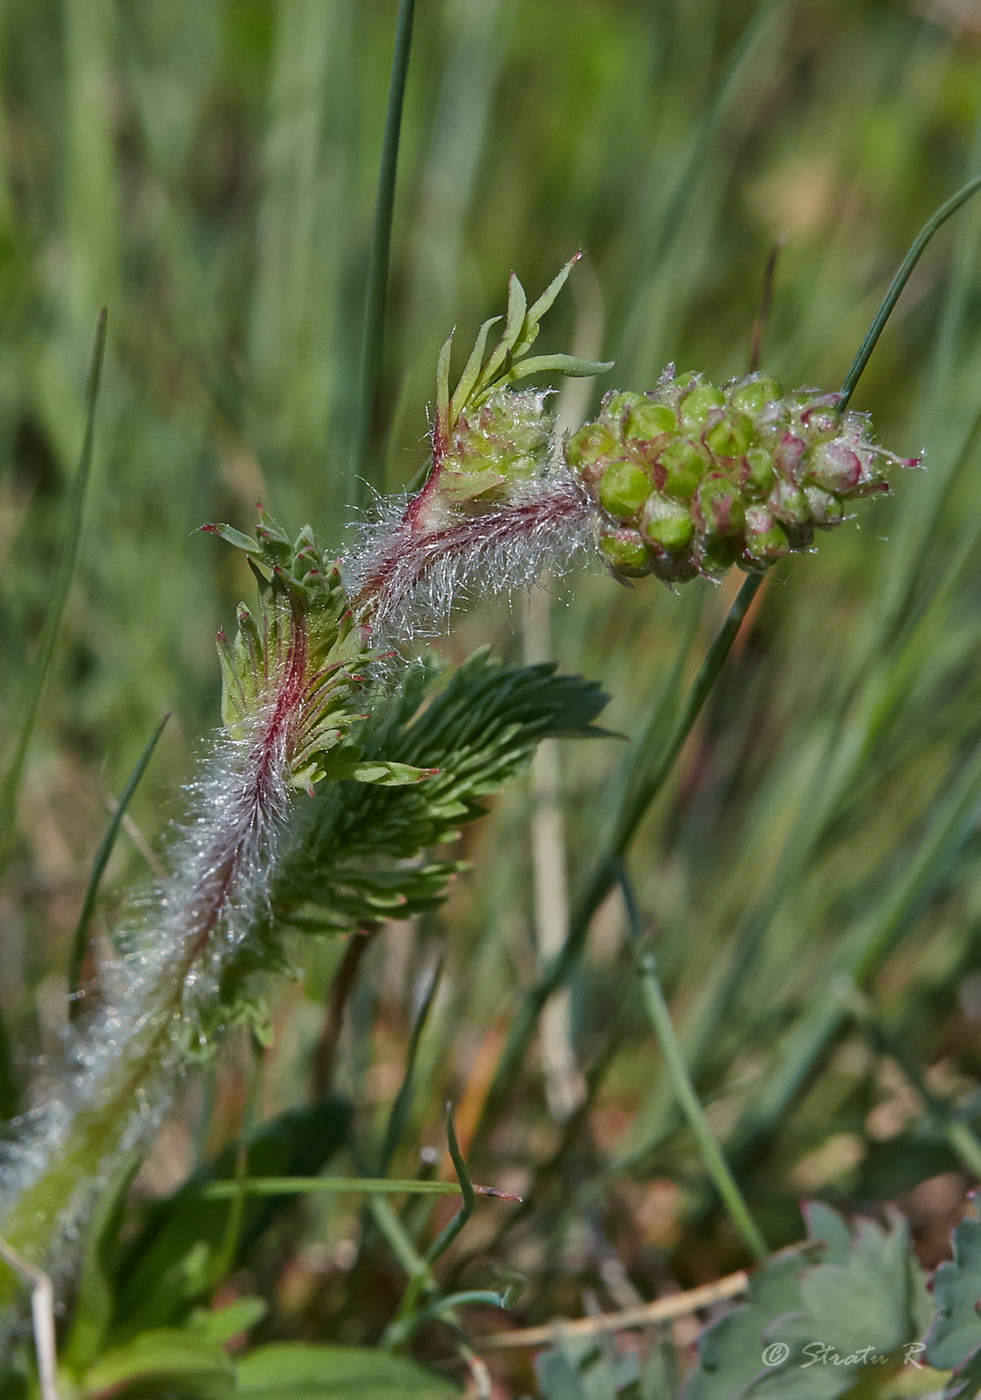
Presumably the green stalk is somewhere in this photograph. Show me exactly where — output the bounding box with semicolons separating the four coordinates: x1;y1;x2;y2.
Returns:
68;712;170;1019
838;171;981;410
351;0;416;505
472;574;761;1149
203;1177;475;1199
621;870;768;1262
0;310;107;878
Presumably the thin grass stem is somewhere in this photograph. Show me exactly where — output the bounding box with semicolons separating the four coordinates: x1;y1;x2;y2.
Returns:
67;712;170;1019
0;310;107;879
352;0;416;504
473;576;760;1148
839;172;981;409
620;868;769;1262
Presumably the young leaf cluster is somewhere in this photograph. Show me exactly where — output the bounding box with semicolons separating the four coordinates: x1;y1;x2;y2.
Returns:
436;255;612;444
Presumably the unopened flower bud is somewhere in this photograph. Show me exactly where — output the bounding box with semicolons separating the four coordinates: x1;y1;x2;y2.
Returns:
743;506;790;565
804;485;845;526
695;474;746;537
597;523;654;577
658;439;708;500
626;400;679;442
681;383;726;430
770;479;811;526
598;460;652;521
703;411;755;460
641;492;695;552
566;421;619;478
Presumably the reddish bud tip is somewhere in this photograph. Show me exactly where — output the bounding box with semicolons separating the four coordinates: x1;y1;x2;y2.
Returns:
474;1184;523;1202
201;523;219;533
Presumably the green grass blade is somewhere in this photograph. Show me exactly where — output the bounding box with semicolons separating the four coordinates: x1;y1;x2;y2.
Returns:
0;309;108;879
351;0;416;505
423;1105;475;1267
201;1176;468;1200
728;738;981;1163
839;172;981;409
67;711;170;1020
621;867;769;1262
474;577;760;1148
619;0;787;372
378;958;443;1175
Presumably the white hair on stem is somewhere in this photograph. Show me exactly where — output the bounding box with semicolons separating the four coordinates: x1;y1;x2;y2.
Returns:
346;468;597;642
0;637;302;1306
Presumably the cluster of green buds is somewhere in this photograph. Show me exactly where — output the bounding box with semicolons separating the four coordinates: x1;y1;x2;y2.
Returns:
565;369;919;584
425;386;552;516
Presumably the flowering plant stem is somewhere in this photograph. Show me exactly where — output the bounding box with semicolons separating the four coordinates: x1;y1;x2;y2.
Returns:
471;176;981;1155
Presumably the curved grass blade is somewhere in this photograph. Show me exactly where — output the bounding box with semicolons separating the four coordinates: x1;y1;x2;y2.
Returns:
378;958;443;1175
67;711;170;1020
424;1104;475;1267
351;0;416;505
620;865;768;1262
839;171;981;409
0;309;108;879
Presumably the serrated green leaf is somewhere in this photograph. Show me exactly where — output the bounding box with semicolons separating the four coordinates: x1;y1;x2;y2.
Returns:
235;1343;459;1398
686;1247;813;1400
926;1207;981;1374
270;652;609;939
800;1201;853;1268
940;1348;981;1400
81;1329;234;1399
687;1206;930;1400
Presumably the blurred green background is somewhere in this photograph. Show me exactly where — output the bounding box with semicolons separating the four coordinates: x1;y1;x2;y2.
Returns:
5;0;981;1383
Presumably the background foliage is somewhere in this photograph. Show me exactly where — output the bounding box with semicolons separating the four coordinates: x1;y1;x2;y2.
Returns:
4;0;981;1395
